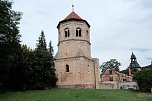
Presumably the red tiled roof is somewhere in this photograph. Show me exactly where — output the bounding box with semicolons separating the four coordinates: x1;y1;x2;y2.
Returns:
64;11;82;20
57;11;90;28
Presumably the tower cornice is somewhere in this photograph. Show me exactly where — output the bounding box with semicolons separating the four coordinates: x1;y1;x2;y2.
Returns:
55;56;94;62
57;39;91;46
57;19;90;28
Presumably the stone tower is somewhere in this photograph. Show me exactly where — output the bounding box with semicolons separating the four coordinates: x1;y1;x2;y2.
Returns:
54;11;100;89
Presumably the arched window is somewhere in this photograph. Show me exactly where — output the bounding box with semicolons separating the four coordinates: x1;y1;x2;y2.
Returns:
76;28;81;37
66;65;69;72
65;28;70;37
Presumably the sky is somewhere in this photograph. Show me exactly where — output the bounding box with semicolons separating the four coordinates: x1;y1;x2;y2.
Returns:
12;0;152;70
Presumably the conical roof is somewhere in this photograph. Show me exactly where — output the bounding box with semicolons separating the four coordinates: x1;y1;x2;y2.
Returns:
64;11;82;20
57;11;90;28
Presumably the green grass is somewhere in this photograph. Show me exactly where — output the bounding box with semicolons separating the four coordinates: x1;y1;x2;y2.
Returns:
0;88;152;101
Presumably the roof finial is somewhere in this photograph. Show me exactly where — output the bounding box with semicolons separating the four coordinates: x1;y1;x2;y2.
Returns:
72;5;74;12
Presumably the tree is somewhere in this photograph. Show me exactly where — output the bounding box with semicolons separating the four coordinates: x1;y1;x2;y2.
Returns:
13;44;32;90
48;40;57;87
120;68;129;75
36;30;47;51
48;41;54;56
0;0;22;89
100;59;121;73
27;31;57;89
133;67;152;93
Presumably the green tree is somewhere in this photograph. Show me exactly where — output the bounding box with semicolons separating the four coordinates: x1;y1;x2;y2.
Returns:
48;40;57;87
100;59;121;73
134;67;152;93
9;44;32;90
0;0;22;89
48;41;54;55
36;30;47;51
120;68;129;75
28;31;57;89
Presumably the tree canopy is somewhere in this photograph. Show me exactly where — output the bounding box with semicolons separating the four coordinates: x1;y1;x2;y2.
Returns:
0;1;57;90
27;31;57;89
100;59;121;73
0;0;22;89
133;65;152;92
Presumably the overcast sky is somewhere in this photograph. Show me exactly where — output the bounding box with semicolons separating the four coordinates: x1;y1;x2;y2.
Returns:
12;0;152;70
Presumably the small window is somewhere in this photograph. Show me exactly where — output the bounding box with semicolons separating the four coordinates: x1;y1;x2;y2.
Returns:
65;31;67;37
68;30;70;37
76;28;81;37
109;77;113;81
86;30;88;35
109;70;112;75
65;28;70;37
66;65;69;72
79;30;81;37
76;30;78;37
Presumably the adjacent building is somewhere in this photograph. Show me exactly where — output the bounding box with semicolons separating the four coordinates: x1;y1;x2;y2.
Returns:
101;52;140;89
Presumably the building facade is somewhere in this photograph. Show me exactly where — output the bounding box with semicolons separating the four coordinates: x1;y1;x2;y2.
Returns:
101;53;140;89
101;67;131;89
54;11;100;89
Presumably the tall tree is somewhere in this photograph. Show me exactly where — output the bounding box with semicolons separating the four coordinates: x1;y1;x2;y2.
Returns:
0;0;22;89
48;40;57;87
48;41;54;56
28;31;57;89
14;44;32;89
100;59;121;73
36;30;47;51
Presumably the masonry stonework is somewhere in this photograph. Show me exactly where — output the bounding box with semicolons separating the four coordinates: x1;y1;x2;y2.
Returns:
54;11;100;89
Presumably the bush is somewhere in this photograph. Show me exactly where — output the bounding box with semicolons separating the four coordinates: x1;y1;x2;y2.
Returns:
133;68;152;93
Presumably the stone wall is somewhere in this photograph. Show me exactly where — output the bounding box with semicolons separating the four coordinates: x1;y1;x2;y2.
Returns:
55;57;98;88
100;83;115;89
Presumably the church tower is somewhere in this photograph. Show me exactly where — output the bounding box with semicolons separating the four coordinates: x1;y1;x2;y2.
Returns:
128;52;141;77
129;52;141;69
54;11;100;89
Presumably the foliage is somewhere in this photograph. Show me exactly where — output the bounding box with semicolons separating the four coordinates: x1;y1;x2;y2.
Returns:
36;31;47;51
0;1;57;90
130;67;139;75
120;68;129;75
48;41;54;55
0;89;152;101
11;44;32;90
0;0;22;89
100;59;121;73
142;64;152;70
27;31;57;89
133;68;152;93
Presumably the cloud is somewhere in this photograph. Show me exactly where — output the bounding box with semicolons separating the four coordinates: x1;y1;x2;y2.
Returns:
145;57;152;61
131;48;152;52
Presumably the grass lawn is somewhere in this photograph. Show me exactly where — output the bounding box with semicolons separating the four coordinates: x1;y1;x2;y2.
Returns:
0;88;152;101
